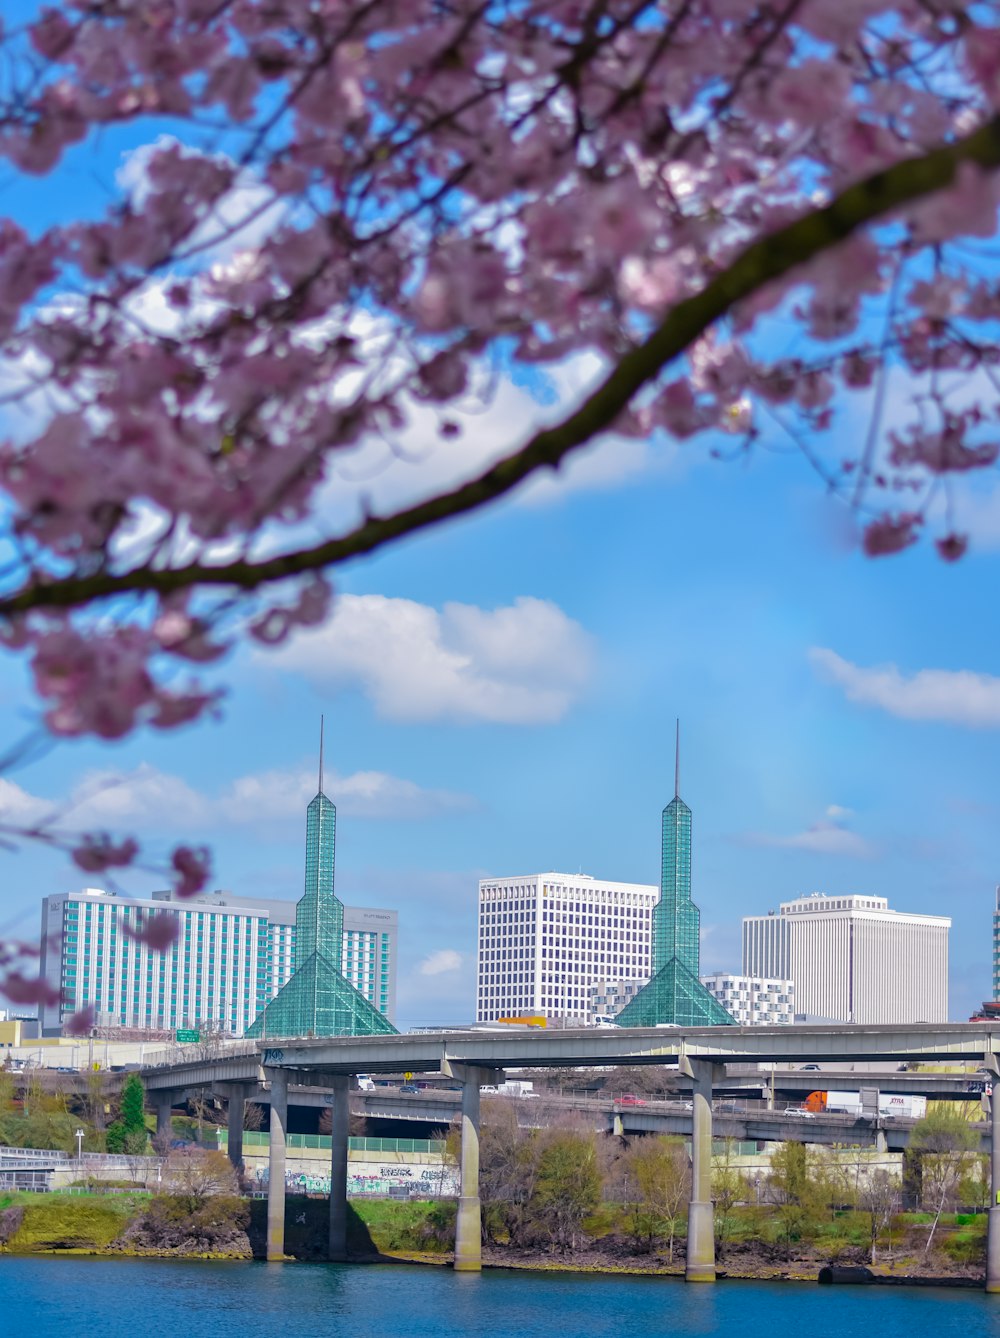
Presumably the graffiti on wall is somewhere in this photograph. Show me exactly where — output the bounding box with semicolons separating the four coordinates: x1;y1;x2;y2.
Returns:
253;1162;459;1198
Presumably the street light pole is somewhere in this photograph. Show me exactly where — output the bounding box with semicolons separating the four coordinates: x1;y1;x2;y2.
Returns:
75;1127;84;1160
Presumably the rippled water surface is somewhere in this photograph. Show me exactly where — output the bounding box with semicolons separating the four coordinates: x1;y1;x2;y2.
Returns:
5;1258;1000;1338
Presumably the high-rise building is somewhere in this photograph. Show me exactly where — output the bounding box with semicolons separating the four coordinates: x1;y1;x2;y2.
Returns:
615;726;733;1027
589;977;649;1020
477;874;657;1024
742;893;950;1024
37;886;398;1036
246;725;396;1039
700;973;794;1026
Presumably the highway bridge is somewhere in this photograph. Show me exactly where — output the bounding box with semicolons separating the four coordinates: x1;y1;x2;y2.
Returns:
223;1083;984;1154
140;1021;1000;1286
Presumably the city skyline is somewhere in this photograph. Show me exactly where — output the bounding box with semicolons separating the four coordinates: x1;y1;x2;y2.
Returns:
0;456;995;1029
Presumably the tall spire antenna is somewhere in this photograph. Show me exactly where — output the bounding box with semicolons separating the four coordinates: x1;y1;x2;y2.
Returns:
674;717;680;798
318;714;325;795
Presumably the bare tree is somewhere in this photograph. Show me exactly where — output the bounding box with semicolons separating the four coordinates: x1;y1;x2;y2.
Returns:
478;1101;542;1248
242;1102;265;1132
162;1149;238;1211
858;1169;901;1264
712;1138;750;1261
623;1136;690;1260
84;1070;107;1132
910;1112;978;1256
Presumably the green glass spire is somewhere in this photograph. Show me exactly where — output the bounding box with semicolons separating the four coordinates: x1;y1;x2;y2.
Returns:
247;720;397;1040
617;722;734;1028
295;790;342;966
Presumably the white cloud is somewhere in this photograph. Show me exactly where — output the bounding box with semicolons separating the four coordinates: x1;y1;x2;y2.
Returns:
741;805;876;859
67;763;206;829
824;803;853;821
265;593;594;724
1;760;472;838
218;766;474;821
419;949;463;977
0;777;53;828
810;646;1000;727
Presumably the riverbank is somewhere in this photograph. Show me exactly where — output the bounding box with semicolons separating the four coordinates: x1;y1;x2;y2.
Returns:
0;1192;987;1288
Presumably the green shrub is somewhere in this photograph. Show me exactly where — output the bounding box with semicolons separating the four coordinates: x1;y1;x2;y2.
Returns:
129;1194;248;1252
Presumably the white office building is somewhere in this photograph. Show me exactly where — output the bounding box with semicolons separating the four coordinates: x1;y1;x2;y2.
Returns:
742;893;949;1024
477;873;657;1024
39;887;397;1036
700;972;794;1026
589;977;649;1020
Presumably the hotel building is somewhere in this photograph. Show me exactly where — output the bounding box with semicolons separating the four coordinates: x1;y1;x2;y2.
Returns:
38;886;397;1036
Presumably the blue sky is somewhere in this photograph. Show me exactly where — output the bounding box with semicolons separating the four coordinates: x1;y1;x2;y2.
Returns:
1;133;999;1029
1;423;996;1028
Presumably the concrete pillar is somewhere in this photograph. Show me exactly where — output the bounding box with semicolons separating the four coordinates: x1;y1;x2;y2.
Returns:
455;1076;483;1271
686;1059;716;1283
875;1127;888;1154
155;1096;173;1139
226;1084;248;1174
328;1076;350;1262
439;1061;500;1272
266;1068;288;1262
987;1086;1000;1292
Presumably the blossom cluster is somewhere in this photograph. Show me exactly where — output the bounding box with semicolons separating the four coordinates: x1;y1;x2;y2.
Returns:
0;2;999;998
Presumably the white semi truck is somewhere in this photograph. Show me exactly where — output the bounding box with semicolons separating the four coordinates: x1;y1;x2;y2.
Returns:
807;1090;927;1118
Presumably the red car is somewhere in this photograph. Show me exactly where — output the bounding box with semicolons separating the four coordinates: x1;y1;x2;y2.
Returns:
617;1094;647;1106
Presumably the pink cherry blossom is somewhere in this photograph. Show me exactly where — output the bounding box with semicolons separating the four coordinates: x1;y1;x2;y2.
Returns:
64;1006;96;1036
123;912;179;951
862;513;922;558
72;834;140;874
0;1;997;1006
2;971;60;1006
171;845;212;899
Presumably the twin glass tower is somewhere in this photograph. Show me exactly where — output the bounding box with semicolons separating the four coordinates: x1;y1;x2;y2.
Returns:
246;722;397;1040
616;723;734;1027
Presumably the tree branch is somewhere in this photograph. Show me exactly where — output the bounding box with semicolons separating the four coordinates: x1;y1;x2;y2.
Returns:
5;114;1000;618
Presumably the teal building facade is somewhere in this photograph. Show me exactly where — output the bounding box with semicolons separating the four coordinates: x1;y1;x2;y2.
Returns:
616;726;733;1027
246;731;397;1040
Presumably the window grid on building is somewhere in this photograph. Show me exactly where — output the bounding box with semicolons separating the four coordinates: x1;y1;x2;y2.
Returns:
476;873;657;1025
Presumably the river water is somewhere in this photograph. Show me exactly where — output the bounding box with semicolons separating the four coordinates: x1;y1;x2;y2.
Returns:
4;1258;1000;1338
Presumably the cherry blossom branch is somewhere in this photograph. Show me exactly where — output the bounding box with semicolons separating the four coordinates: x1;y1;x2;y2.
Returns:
4;112;1000;619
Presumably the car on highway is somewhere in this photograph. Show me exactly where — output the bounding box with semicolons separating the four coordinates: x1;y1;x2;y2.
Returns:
783;1106;816;1118
617;1094;647;1107
399;1083;420;1095
800;1064;821;1071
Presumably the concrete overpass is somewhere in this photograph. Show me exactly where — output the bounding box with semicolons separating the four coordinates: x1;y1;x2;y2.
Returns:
140;1022;1000;1287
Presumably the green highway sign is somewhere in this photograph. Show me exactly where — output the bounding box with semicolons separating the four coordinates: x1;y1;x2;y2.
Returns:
175;1029;200;1043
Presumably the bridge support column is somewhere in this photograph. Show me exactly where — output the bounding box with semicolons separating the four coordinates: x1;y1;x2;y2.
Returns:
685;1059;716;1283
328;1076;350;1262
442;1061;502;1271
265;1068;288;1262
154;1096;173;1140
987;1082;1000;1292
225;1083;250;1174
